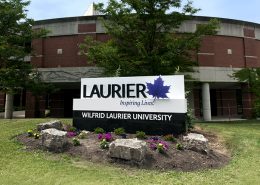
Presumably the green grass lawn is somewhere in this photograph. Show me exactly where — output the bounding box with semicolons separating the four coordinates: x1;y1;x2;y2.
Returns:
0;119;259;185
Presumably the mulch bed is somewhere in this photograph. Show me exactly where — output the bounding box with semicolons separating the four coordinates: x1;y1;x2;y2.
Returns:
16;128;230;172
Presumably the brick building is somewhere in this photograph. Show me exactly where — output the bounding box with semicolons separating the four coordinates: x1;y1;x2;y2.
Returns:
0;15;259;120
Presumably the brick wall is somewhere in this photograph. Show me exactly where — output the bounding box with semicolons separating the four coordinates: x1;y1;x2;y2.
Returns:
31;24;260;69
31;33;112;68
25;92;45;118
241;84;254;118
198;35;245;67
193;88;242;118
215;89;238;116
78;23;96;33
197;29;260;68
49;92;65;118
31;38;44;68
41;35;87;68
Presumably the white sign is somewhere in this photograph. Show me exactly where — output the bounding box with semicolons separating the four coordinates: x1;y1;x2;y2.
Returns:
73;75;187;113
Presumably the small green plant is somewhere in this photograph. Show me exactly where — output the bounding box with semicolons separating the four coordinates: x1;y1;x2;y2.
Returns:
78;131;88;139
67;131;77;138
176;143;184;150
163;134;177;142
114;127;125;135
136;131;147;139
63;124;77;132
157;143;165;153
72;138;80;146
94;127;105;134
100;139;109;149
98;132;113;141
33;133;40;139
147;139;169;154
68;126;77;132
27;129;33;137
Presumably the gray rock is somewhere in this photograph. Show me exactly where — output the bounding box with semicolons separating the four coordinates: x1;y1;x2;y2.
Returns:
41;128;68;152
109;138;147;162
183;133;209;154
78;130;90;139
37;120;63;131
81;130;90;135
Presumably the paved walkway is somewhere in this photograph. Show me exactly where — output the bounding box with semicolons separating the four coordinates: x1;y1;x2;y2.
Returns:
211;117;246;122
196;116;247;122
0;111;25;118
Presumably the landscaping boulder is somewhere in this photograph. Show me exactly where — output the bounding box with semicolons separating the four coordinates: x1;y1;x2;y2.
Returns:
41;128;68;152
109;138;147;162
183;133;209;154
37;120;63;131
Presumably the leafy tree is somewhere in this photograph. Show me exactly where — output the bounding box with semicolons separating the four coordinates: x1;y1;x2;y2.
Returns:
80;0;219;76
233;68;260;117
0;0;47;118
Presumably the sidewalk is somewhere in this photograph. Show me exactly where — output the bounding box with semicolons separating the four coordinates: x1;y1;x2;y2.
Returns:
211;117;246;122
0;111;25;118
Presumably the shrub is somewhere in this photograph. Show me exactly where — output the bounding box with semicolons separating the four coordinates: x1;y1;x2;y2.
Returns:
72;138;80;146
163;134;177;142
176;143;184;150
68;126;77;132
78;131;88;139
105;132;112;141
147;138;169;153
100;139;109;149
98;132;112;141
63;124;77;132
186;106;195;129
157;143;165;153
33;133;40;139
114;127;125;135
67;131;77;138
27;129;33;137
136;131;147;139
94;127;105;134
157;141;169;153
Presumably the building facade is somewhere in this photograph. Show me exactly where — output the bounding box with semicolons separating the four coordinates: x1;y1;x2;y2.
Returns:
0;15;259;120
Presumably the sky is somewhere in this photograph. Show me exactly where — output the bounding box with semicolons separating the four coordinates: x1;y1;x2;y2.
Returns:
27;0;260;24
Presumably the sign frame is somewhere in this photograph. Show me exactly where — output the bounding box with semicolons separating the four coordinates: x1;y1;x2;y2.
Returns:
73;75;187;134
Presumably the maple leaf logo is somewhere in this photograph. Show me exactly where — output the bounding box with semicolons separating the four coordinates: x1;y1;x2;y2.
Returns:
146;76;171;99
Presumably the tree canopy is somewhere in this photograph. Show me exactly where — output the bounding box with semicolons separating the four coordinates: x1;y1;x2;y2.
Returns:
0;0;46;93
80;0;219;76
0;0;49;118
233;68;260;117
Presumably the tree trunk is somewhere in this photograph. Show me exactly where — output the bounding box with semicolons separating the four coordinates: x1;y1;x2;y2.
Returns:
4;93;14;119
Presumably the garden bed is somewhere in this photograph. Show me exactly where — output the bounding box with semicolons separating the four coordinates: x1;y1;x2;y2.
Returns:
17;126;230;172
